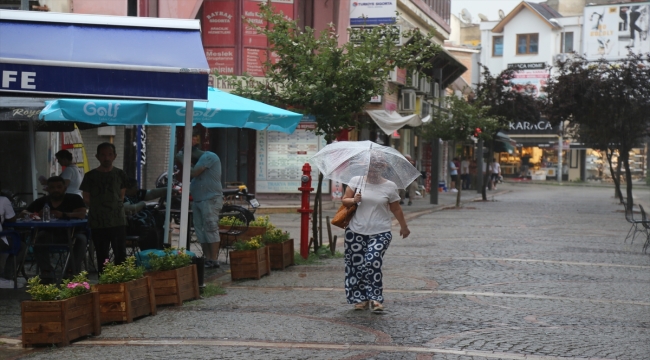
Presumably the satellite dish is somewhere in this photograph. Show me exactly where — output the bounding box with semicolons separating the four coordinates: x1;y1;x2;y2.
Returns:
460;8;472;23
499;9;506;20
478;13;489;22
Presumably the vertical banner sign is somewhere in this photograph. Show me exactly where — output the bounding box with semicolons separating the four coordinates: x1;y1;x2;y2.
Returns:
202;0;237;46
243;0;294;76
583;2;650;60
60;125;90;177
203;0;237;75
244;48;267;77
243;0;267;48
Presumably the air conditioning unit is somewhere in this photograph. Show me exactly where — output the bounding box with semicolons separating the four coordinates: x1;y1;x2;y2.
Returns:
420;100;431;117
400;90;416;111
410;71;419;89
554;53;567;63
433;82;440;98
418;77;431;94
389;67;398;83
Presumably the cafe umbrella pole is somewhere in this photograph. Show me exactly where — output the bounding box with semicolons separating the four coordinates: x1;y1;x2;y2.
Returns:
179;101;194;249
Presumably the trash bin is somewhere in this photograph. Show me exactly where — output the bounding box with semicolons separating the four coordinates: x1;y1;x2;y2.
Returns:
438;181;447;193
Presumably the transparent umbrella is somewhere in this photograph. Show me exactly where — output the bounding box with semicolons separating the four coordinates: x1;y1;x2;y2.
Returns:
310;140;421;191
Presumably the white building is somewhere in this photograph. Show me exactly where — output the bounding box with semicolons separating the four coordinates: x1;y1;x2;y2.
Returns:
478;1;582;181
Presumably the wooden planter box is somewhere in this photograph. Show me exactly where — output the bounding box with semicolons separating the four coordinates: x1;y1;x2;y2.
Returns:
146;264;199;306
230;246;271;281
268;239;294;270
93;277;156;324
21;292;101;347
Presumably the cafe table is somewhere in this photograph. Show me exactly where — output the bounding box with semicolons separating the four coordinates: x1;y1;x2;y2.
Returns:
3;219;88;283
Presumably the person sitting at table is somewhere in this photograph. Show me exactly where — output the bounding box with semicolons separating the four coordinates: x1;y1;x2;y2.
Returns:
22;176;87;282
38;150;83;198
123;178;172;250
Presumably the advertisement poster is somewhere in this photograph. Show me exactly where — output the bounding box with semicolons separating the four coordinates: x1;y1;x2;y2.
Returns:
507;63;549;99
256;122;328;193
202;0;237;47
205;47;236;75
349;0;397;26
243;0;267;48
583;2;650;60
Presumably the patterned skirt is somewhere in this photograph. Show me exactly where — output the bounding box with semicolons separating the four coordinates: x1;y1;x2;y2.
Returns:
343;228;392;304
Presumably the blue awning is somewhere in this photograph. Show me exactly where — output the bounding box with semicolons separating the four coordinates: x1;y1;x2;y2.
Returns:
0;10;209;101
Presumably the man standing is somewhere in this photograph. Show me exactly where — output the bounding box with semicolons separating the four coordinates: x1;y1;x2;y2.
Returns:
23;176;87;281
520;153;531;178
79;142;128;273
460;156;470;190
177;131;223;268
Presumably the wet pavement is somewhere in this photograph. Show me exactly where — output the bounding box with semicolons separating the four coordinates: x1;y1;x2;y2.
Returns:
2;183;649;359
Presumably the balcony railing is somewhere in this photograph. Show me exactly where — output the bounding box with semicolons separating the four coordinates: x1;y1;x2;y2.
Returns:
421;0;451;25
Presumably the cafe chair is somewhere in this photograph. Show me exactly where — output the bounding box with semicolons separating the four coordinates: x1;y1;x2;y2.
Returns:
0;230;23;289
218;206;250;264
623;202;646;244
638;205;650;253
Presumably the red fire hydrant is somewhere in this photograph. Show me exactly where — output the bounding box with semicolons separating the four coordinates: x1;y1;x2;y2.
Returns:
298;163;313;259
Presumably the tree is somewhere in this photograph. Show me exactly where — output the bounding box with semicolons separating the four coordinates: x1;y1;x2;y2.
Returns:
421;96;500;206
544;53;650;209
218;3;442;254
473;66;543;200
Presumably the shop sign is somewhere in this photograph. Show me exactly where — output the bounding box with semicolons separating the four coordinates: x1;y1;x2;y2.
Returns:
202;0;236;47
507;63;549;98
205;47;236;75
243;48;267;77
369;95;382;103
509;120;554;132
349;1;397;26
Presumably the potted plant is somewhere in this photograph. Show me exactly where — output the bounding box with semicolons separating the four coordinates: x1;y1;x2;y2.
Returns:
92;257;156;324
22;271;100;347
219;215;270;241
145;248;199;306
229;235;270;280
263;228;294;270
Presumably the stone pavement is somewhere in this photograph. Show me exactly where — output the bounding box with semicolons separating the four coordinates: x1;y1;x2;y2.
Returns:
2;184;650;359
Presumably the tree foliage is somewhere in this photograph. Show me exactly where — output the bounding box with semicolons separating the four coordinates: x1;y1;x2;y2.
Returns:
217;3;442;142
544;53;650;208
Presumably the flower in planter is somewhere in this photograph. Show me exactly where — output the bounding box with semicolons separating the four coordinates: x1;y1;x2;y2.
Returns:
263;228;290;244
26;271;92;301
99;256;145;284
233;235;266;251
219;216;247;226
249;215;271;228
147;247;192;271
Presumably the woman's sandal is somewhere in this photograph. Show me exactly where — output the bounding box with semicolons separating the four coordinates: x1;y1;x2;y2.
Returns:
370;300;384;312
354;301;369;310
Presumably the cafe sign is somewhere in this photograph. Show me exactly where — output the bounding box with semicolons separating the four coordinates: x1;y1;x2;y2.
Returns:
508;120;557;134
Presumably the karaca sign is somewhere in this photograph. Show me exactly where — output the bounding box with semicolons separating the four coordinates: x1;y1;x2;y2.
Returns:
508;120;556;134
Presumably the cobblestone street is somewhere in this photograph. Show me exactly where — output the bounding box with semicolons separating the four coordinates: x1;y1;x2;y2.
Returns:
3;184;650;359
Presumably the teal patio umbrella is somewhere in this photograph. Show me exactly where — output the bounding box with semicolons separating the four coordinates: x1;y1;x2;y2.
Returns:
40;87;303;247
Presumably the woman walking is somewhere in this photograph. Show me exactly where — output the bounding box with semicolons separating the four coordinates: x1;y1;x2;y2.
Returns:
341;152;411;312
